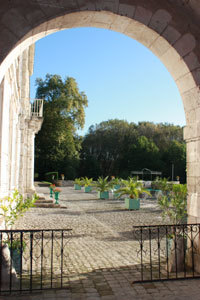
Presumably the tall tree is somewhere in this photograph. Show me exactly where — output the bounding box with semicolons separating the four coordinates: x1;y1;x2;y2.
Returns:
35;74;88;179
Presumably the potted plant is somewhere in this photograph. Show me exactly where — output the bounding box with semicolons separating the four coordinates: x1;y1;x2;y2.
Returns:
117;178;150;210
5;239;27;273
0;190;38;274
81;177;93;193
74;178;83;190
111;177;121;190
158;184;187;272
158;183;187;224
94;176;113;199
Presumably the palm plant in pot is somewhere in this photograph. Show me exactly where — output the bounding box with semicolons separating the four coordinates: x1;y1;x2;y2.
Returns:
94;176;112;199
117;178;150;210
81;177;93;193
74;178;83;190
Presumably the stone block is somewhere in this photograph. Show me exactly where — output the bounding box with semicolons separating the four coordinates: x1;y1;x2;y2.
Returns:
95;0;118;12
162;25;181;45
184;51;200;71
77;0;96;11
187;162;200;177
134;6;152;25
184;124;197;140
185;109;196;125
125;22;159;48
187;192;198;217
118;3;135;18
149;9;172;34
160;46;181;77
46;15;64;32
169;58;189;82
176;72;196;94
192;68;200;86
124;20;146;39
186;138;197;162
182;87;200;112
149;35;171;57
91;11;117;25
110;15;132;33
174;33;196;57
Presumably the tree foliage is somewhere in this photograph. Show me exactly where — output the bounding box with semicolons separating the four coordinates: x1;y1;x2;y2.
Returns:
35;74;88;179
78;120;186;182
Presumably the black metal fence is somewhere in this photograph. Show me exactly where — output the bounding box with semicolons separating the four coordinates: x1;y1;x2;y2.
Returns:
132;224;200;283
0;229;72;294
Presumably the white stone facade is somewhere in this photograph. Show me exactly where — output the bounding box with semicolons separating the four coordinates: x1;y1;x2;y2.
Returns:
0;45;43;200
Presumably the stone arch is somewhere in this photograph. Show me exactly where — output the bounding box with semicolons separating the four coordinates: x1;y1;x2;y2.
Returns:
0;4;200;223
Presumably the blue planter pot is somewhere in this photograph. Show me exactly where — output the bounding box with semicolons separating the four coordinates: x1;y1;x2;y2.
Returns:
74;184;81;190
114;184;121;190
125;198;140;210
84;186;92;193
9;248;22;273
98;191;109;199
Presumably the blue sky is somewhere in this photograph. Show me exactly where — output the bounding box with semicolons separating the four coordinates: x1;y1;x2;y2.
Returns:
30;27;185;135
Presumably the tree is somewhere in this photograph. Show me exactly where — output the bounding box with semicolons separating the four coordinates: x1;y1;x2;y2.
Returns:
79;119;186;182
35;74;88;179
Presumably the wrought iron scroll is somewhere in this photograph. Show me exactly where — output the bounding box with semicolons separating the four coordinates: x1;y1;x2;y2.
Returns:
0;229;72;294
133;224;200;283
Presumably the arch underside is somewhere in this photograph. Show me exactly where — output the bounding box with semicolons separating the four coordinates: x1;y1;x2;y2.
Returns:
0;2;200;232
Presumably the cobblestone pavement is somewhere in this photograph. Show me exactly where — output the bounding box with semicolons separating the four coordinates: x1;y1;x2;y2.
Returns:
1;186;200;300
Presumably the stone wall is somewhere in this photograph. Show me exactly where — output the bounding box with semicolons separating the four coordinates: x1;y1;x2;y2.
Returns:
0;45;43;201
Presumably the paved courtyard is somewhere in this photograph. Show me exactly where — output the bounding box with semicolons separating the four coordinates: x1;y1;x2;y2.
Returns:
2;186;200;300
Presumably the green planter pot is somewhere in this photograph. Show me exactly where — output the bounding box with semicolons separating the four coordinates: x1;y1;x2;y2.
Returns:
54;191;60;204
84;186;92;193
74;184;81;190
125;198;140;210
49;187;54;198
98;191;109;199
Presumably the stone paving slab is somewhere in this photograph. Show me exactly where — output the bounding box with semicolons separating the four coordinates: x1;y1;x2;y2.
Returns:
1;186;200;299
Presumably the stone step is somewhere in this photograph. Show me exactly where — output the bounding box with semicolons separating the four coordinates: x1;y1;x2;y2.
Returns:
35;199;54;204
34;203;61;208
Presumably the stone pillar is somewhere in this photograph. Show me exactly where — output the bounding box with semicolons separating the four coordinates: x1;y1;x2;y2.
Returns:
18;116;27;195
184;125;200;223
24;118;43;196
184;124;200;272
0;77;11;197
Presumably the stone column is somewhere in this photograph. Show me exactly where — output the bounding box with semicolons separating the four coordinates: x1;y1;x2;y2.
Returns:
184;125;200;223
184;124;200;272
24;118;43;196
18;116;27;195
0;76;11;197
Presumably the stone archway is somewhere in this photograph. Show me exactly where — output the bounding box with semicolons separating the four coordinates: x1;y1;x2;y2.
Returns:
0;2;200;225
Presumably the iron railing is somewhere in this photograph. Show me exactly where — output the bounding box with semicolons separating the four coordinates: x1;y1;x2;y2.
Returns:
30;99;43;117
0;229;72;294
132;223;200;283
